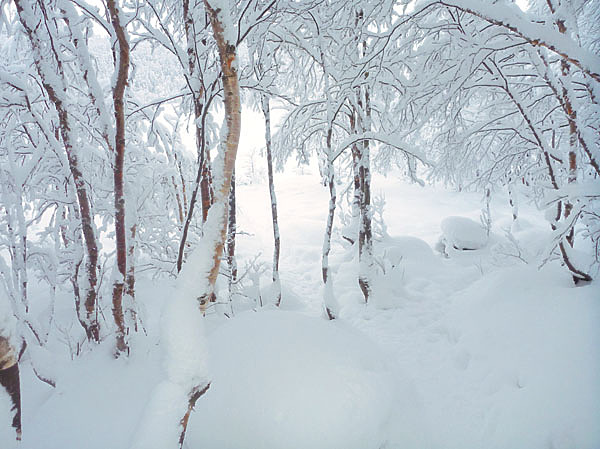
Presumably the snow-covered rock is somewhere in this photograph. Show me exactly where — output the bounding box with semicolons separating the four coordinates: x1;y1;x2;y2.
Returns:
188;310;395;449
440;216;489;251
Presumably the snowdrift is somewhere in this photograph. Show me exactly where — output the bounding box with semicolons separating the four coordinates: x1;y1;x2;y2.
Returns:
188;310;395;449
439;216;489;252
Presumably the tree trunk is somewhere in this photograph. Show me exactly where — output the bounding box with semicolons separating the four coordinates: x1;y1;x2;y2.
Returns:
106;0;131;356
350;112;361;246
177;2;241;445
356;81;372;301
314;13;338;319
355;13;373;303
338;111;360;247
15;0;100;341
198;0;242;308
0;336;21;441
490;59;592;283
507;178;518;222
200;153;214;223
261;95;281;307
357;141;373;303
125;223;138;332
322;165;337;321
177;0;224;272
2;188;28;314
227;170;237;284
538;2;591;282
177;157;202;274
59;205;88;338
183;0;213;226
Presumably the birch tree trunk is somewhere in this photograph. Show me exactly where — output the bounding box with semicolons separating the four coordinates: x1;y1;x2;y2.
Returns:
15;0;100;341
356;23;373;303
179;1;241;444
196;0;241;310
313;13;338;319
106;0;131;356
226;170;237;285
177;0;215;272
322;163;337;320
349;111;361;246
125;223;138;333
261;95;281;307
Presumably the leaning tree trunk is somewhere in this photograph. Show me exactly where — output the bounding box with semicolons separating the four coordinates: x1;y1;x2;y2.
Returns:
261;95;281;307
106;0;131;356
133;0;240;443
0;336;21;441
15;0;100;341
176;128;207;273
179;1;242;446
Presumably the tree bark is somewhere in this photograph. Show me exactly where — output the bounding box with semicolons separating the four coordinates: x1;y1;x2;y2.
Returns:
200;153;214;223
177;2;241;445
0;336;21;441
261;95;281;307
314;12;338;319
106;0;131;356
177;0;222;272
356;24;373;303
15;0;100;341
322;164;337;321
125;223;138;332
198;0;242;310
227;170;237;283
349;111;361;246
183;0;213;225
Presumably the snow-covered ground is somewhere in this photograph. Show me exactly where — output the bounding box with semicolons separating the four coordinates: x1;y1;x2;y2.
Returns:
12;169;600;449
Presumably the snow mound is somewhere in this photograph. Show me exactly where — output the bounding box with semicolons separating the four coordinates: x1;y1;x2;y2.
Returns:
188;310;395;449
443;265;600;448
378;235;435;268
440;216;488;251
